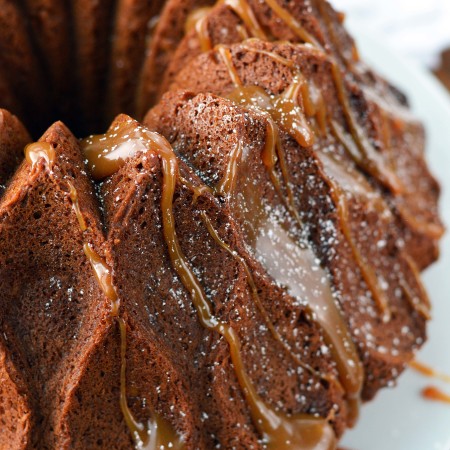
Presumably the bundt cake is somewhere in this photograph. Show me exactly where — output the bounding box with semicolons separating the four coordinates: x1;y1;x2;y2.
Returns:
0;0;444;449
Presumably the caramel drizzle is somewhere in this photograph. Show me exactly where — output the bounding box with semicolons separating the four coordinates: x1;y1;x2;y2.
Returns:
185;7;213;52
84;244;177;449
82;124;183;449
67;182;87;232
216;44;363;412
223;0;267;41
81;122;148;180
154;130;336;449
318;133;392;321
263;0;321;48
215;140;243;197
421;386;450;405
261;2;402;193
84;117;338;447
328;63;403;195
191;0;402;194
217;45;312;223
25;142;55;171
200;210;334;384
225;45;393;321
396;203;445;240
410;361;450;406
83;244;149;444
23;140;181;447
185;7;212;34
179;176;214;205
313;0;357;67
400;254;431;320
410;361;450;383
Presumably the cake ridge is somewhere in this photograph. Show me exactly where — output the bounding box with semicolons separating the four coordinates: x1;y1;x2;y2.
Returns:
165;0;443;269
0;0;444;448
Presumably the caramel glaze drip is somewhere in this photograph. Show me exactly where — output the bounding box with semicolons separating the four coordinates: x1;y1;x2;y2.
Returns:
218;45;314;223
216;44;363;423
410;361;450;384
218;43;429;324
317;147;392;322
83;117;338;448
153;131;337;450
400;254;432;320
25;142;55;170
200;210;333;384
192;0;266;52
190;0;403;195
185;7;213;52
263;0;321;48
223;0;267;41
185;7;212;35
81;119;184;449
81;123;148;180
396;203;445;240
24;140;165;447
410;361;450;406
314;0;358;67
67;182;87;232
421;386;450;405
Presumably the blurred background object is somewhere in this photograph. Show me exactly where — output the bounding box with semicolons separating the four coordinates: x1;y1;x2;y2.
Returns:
332;0;450;89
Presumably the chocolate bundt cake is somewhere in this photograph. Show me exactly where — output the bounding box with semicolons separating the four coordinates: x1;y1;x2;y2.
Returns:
0;0;444;449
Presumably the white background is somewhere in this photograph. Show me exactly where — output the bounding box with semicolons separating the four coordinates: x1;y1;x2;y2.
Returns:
333;0;450;68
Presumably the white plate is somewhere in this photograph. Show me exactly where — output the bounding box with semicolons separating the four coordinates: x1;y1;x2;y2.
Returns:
340;23;450;450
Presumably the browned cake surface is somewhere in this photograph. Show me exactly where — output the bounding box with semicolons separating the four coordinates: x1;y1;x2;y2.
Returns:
167;38;443;270
0;0;444;448
101;115;347;447
135;0;216;118
105;0;165;121
145;82;429;399
0;122;112;448
0;0;49;134
0;109;31;195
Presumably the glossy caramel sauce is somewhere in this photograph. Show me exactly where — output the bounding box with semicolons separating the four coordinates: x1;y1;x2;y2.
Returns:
179;176;213;205
185;7;213;52
219;47;312;223
235;166;363;407
216;42;363;418
263;0;321;47
81;123;148;180
223;44;402;323
185;6;212;34
153;127;337;449
215;139;243;197
25;142;55;170
85;241;182;450
83;243;120;317
200;210;332;384
190;0;403;195
318;151;392;322
85;116;339;448
402;254;431;320
223;0;267;41
410;361;450;384
421;386;450;405
82;119;184;450
67;181;87;232
118;317;184;450
328;64;403;195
